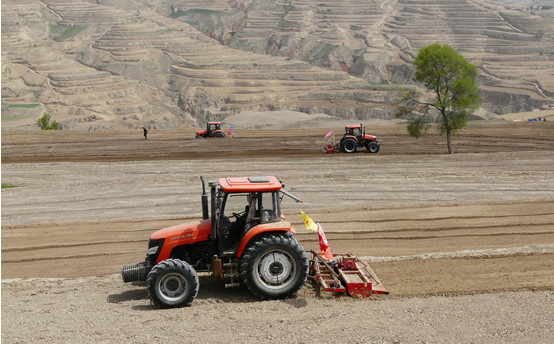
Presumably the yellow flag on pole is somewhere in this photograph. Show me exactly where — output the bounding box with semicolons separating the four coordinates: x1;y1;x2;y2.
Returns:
300;210;318;232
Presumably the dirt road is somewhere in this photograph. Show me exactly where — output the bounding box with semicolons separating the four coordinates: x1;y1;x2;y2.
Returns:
2;122;553;343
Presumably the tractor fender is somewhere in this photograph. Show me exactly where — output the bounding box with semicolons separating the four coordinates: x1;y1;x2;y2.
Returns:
236;221;297;257
151;220;212;263
343;135;359;143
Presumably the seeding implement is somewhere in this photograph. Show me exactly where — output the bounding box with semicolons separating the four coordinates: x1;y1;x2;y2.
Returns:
308;251;389;298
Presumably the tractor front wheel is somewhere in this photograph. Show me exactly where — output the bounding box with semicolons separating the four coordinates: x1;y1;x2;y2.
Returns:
240;233;308;299
342;138;358;153
146;259;199;308
366;142;379;153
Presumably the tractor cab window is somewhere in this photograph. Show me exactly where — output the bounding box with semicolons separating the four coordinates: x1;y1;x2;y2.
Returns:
345;127;355;136
346;127;361;136
209;123;221;132
221;191;281;237
259;191;281;224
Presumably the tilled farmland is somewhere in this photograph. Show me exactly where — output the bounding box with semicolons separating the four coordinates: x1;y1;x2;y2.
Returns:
1;123;553;343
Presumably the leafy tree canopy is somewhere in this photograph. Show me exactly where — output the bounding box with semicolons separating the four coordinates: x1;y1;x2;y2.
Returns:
395;43;481;153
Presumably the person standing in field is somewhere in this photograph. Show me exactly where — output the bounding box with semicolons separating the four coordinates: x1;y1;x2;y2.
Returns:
142;126;148;140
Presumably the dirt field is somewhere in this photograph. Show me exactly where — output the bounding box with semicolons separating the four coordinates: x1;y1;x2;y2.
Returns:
2;122;553;343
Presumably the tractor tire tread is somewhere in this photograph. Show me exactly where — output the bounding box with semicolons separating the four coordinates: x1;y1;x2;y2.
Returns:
146;258;199;309
240;233;308;300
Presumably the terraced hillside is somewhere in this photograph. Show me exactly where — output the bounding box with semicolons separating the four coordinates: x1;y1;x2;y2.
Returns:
1;0;184;129
2;0;395;130
384;0;554;113
167;0;554;112
2;0;553;130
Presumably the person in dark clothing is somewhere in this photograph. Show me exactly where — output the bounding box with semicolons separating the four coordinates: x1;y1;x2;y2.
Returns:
142;126;148;140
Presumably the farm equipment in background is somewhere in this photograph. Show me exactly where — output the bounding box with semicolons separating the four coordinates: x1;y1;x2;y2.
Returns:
339;124;380;153
122;176;308;308
195;121;227;138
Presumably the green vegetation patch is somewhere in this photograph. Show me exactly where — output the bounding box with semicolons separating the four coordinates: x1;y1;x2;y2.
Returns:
278;20;301;29
50;24;87;41
168;8;226;18
36;113;60;130
2;103;40;108
2;184;19;189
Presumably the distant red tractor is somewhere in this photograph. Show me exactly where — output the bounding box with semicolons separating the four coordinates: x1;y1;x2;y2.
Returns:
340;124;380;153
195;122;227;138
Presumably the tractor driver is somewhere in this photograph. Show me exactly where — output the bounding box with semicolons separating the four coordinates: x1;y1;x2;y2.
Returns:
223;193;257;241
245;193;258;229
225;192;278;241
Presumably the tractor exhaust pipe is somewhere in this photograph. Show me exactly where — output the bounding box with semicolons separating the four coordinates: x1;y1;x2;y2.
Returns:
200;176;209;220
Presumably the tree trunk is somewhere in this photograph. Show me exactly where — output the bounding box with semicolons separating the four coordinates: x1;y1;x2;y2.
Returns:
446;128;453;154
442;110;454;154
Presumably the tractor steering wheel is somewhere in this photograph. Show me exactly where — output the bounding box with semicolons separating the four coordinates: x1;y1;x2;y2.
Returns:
231;210;247;220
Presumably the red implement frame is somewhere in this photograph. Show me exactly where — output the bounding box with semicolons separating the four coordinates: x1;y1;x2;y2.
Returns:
322;143;340;153
308;251;388;298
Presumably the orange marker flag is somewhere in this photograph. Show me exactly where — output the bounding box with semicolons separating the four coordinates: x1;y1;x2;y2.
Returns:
317;223;334;261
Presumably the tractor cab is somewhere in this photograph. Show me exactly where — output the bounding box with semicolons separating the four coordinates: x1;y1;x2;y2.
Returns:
195;122;227;138
213;177;283;252
208;122;221;134
345;124;363;138
206;176;302;256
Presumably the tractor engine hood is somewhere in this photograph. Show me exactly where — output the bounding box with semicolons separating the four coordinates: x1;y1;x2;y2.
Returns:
150;220;212;262
196;129;208;135
363;134;377;140
151;219;212;242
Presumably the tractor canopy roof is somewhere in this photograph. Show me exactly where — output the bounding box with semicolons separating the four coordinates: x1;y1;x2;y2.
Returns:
345;124;362;129
218;176;282;193
208;121;222;125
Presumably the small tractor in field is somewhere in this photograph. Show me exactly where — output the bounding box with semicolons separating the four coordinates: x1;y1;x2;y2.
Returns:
339;124;380;153
122;176;308;308
195;122;227;138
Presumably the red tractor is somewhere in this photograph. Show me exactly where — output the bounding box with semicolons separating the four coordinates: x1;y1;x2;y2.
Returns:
195;121;227;138
340;124;380;153
122;176;308;308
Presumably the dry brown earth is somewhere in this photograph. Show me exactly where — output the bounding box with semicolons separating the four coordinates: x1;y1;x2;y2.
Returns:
2;122;553;343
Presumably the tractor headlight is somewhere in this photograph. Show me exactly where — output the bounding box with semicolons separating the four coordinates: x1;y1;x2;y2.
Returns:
145;238;165;265
147;246;158;256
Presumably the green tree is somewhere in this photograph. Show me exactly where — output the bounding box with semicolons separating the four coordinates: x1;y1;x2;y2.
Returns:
395;44;481;154
36;113;60;130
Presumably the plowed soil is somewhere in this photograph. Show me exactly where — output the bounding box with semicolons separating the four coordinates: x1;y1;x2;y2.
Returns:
2;122;553;343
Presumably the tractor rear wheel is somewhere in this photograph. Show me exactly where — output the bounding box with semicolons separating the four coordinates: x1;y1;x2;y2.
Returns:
146;259;199;308
240;233;308;299
342;138;358;153
366;142;379;153
213;132;226;138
